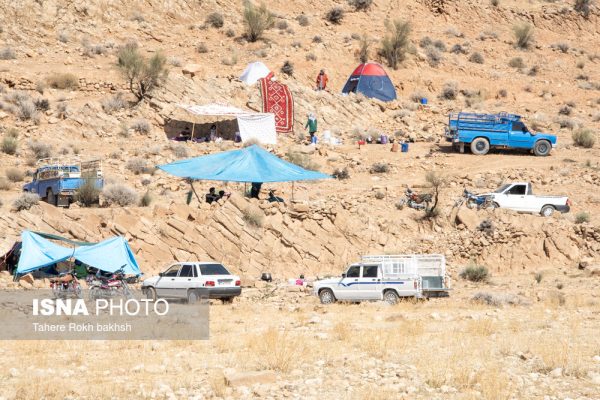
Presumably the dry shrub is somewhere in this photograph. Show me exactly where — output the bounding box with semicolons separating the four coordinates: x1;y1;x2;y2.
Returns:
286;151;319;170
13;192;40;211
102;184;138;206
349;0;373;11
139;190;152;207
425;46;442;67
243;1;274;42
29;141;53;159
369;162;389;174
126;158;153;175
171;143;189;158
572;129;595;148
0;47;16;60
333;167;350;180
326;7;344;24
245;328;306;372
196;42;208;53
101;93;126;113
574;0;592;17
469;51;484;64
5;167;24;182
280;60;294;76
380;20;411;69
440;81;458;100
205;12;224;28
0;177;11;190
296;14;309;26
509;56;525;68
131;119;150;134
575;211;590;224
47;73;79;90
460;264;489;282
512;22;534;49
242;205;264;228
1;136;18;155
75;179;100;207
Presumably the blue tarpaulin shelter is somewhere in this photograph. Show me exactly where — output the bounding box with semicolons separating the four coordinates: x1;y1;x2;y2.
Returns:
157;145;331;182
16;231;75;274
15;231;141;276
73;237;141;275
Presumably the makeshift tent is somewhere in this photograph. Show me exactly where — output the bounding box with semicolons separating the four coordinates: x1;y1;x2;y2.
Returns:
73;237;141;276
14;231;141;276
178;103;277;145
158;144;331;183
341;63;397;102
239;61;271;85
16;231;75;274
259;77;294;133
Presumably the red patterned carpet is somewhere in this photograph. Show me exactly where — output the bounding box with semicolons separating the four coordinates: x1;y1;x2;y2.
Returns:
259;76;294;133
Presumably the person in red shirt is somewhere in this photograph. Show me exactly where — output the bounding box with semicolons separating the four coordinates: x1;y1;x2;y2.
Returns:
316;69;328;91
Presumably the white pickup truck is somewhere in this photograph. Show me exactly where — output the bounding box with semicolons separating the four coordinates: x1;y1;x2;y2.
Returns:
486;182;570;217
313;254;449;305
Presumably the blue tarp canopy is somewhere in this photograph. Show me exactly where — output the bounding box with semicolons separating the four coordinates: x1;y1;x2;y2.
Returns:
157;145;331;183
16;231;74;274
15;231;141;276
73;237;141;275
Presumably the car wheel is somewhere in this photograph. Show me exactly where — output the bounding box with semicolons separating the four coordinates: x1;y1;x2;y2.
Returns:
383;290;400;305
187;290;199;304
319;289;336;305
466;199;477;209
145;287;157;301
46;189;57;206
470;138;490;155
533;140;551;157
541;205;555;217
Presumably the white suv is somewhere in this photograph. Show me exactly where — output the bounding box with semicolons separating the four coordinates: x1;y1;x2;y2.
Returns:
142;262;241;304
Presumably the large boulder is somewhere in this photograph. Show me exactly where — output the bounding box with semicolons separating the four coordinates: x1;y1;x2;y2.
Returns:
223;369;276;387
455;208;479;231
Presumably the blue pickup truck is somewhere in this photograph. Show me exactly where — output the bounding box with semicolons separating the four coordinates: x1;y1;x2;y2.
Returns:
445;112;557;156
23;159;103;207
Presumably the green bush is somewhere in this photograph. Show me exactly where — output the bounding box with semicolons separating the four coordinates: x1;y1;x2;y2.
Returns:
572;129;596;148
243;1;274;42
575;211;590;224
117;46;167;101
459;264;489;282
380;20;411;69
47;73;79;89
512;22;534;49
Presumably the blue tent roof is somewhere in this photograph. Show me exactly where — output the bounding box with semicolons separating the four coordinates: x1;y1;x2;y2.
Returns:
73;237;141;275
157;145;331;183
15;231;141;276
16;231;74;274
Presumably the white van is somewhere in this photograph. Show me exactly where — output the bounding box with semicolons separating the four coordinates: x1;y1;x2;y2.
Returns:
313;254;449;304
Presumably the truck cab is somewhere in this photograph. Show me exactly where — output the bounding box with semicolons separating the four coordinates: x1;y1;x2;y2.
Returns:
446;112;557;156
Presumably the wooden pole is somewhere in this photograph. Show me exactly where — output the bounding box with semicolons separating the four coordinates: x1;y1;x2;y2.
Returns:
189;180;202;203
191;122;196;141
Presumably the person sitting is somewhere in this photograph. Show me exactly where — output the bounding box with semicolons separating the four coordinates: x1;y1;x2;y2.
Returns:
250;182;262;199
295;274;305;286
218;190;231;201
209;124;217;142
268;189;284;203
205;187;219;204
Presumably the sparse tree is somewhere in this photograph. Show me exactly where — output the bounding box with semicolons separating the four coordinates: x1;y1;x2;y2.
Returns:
117;46;168;102
380;20;411;69
243;1;274;42
425;171;445;218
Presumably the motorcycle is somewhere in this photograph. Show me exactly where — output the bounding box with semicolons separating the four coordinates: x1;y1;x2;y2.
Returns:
50;270;82;299
397;188;433;210
455;188;495;210
87;266;133;300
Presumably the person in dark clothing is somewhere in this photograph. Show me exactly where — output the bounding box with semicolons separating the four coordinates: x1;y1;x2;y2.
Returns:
205;187;219;204
268;190;284;203
218;190;231;201
250;182;262;199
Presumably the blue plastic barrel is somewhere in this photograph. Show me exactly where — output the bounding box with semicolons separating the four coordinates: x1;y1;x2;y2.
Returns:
401;142;409;152
420;98;428;105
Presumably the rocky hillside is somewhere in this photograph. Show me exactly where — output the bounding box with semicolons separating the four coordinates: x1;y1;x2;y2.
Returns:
0;0;599;278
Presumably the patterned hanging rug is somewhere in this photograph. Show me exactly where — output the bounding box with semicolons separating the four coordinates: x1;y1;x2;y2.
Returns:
259;76;294;133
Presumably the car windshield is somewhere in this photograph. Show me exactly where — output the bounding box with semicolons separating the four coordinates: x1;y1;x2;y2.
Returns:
494;184;511;193
199;264;230;275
